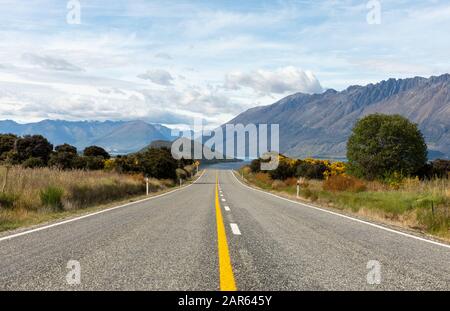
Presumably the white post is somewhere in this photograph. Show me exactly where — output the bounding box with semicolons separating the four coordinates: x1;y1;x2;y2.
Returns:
296;181;300;199
146;177;149;196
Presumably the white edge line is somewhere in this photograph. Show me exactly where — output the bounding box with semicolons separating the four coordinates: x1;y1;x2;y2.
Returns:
0;170;206;243
230;223;241;235
224;206;231;211
230;170;450;250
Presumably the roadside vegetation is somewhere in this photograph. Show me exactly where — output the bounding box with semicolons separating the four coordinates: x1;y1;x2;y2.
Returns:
0;134;197;232
240;114;450;240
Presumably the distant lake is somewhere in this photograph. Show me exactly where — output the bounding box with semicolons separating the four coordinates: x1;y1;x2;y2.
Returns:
201;160;250;170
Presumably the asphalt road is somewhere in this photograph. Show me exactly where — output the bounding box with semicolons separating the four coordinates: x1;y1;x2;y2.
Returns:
0;169;449;290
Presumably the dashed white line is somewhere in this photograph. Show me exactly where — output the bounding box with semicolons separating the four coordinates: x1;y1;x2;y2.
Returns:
230;223;241;235
224;206;231;211
221;198;226;202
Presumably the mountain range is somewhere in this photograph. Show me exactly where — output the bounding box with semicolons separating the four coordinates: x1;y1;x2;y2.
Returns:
1;74;449;159
226;73;450;159
0;120;174;154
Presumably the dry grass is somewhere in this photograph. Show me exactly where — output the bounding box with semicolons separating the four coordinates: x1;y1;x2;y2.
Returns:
0;166;173;232
240;167;450;240
271;180;286;190
323;175;367;192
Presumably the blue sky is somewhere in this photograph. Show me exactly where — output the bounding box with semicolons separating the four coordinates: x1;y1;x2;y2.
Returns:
0;0;449;128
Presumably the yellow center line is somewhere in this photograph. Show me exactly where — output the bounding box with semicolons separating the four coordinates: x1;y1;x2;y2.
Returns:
215;172;237;291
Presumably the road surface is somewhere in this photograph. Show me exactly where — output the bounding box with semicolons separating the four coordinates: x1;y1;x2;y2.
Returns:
0;170;449;290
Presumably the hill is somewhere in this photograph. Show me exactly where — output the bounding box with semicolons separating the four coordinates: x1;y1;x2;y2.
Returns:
226;74;450;159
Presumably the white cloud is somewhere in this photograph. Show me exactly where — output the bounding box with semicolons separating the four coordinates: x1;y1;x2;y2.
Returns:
137;69;174;86
22;53;84;72
224;67;323;95
154;52;173;60
0;0;449;128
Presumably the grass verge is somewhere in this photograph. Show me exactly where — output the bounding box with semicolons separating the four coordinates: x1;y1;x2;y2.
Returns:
237;169;450;241
0;166;200;233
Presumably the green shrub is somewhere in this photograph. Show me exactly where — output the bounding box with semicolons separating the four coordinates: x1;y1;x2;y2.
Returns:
296;162;327;179
83;146;110;159
22;157;45;169
268;161;296;180
40;186;64;210
176;168;187;180
85;156;105;170
0;192;18;209
347;114;427;180
250;159;261;173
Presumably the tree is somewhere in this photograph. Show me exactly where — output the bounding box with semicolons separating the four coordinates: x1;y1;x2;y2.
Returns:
139;148;177;180
55;143;77;155
347;114;427;180
52;144;78;168
15;135;53;164
83;146;110;159
0;134;18;160
49;144;78;170
296;161;327;180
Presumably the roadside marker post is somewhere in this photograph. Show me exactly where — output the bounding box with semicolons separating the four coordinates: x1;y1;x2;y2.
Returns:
296;180;300;199
145;177;149;196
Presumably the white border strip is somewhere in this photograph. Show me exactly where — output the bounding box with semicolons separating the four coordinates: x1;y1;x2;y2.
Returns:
230;171;450;250
0;170;206;243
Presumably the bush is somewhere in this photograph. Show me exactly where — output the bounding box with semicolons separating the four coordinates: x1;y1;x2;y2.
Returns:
176;168;187;181
85;156;105;170
296;161;327;179
268;160;296;180
83;146;110;159
417;159;450;179
104;159;116;171
139;148;178;180
22;157;45;169
323;175;367;192
0;134;18;160
48;152;76;170
15;135;53;164
241;166;251;176
250;159;261;173
347;114;427;180
40;186;64;210
0;192;17;209
183;165;194;178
